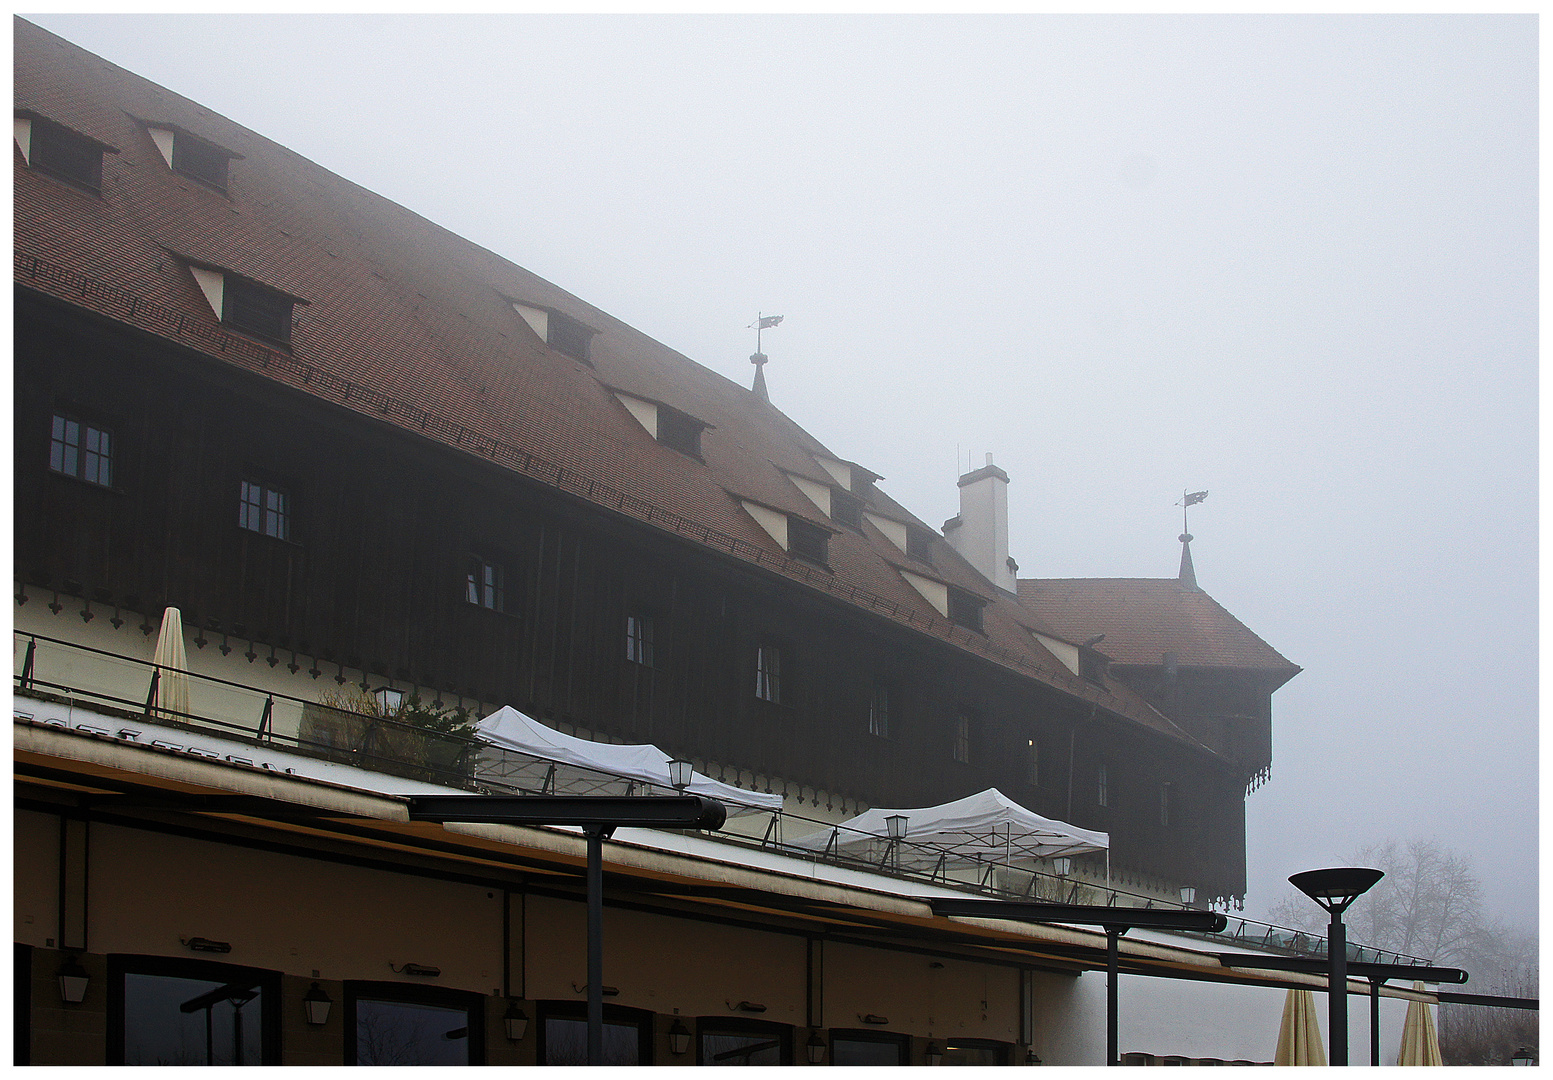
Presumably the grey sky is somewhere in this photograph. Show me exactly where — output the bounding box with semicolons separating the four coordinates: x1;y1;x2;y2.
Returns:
25;14;1537;929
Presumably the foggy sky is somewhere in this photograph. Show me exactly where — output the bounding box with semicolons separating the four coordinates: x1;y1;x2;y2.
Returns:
25;15;1537;930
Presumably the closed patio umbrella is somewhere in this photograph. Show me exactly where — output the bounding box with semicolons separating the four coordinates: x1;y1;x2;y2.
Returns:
150;606;191;722
1274;988;1327;1066
1397;981;1443;1066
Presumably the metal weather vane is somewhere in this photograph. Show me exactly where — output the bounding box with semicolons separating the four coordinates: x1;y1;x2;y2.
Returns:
748;313;783;401
1176;489;1208;533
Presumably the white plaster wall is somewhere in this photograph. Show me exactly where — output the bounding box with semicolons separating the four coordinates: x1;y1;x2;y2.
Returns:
815;456;852;490
741;501;789;550
14;116;32;162
1033;632;1081;677
189;264;224;317
147;125;175;168
512;302;548;340
614;392;658;438
864;512;909;554
898;569;949;617
787;473;831;518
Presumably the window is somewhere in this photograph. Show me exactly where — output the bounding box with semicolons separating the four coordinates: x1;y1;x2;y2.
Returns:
1025;738;1040;786
222;278;294;345
626;613;654;666
755;644;783;704
107;955;281;1065
906;526;934;563
1098;763;1109;807
947;587;984;631
466;557;503;611
787;517;829;565
239;480;290;540
1161;782;1174;827
172;133;231;190
698;1019;792;1065
831;488;864;530
345;982;485;1065
29;118;104;190
546;310;592;363
831;1030;909;1066
1080;650;1108;686
656;406;704;457
538;1003;652;1065
953;712;972;764
869;681;890;738
49;414;113;487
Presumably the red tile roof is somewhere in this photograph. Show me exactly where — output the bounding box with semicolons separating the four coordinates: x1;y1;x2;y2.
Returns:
1018;578;1300;677
13;18;1262;751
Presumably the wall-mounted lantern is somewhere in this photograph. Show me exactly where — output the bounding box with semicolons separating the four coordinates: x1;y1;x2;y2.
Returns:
668;1019;692;1056
1026;1047;1043;1065
925;1042;944;1066
57;956;89;1004
303;982;332;1025
806;1033;826;1064
503;1000;529;1041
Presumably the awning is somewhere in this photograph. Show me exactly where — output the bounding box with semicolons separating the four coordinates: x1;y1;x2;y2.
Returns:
474;706;783;815
787;787;1108;869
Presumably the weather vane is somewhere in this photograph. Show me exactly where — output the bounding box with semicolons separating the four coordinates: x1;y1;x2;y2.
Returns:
1176;489;1208;534
748;312;783;401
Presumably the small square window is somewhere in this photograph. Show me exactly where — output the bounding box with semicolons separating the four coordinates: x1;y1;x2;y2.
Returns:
787;517;829;566
466;557;503;611
656;407;704;458
172;134;231;190
239;480;290;540
626;613;655;667
30;119;104;191
755;644;783;704
953;713;972;764
869;681;890;738
223;278;294;346
547;311;592;362
831;489;864;530
49;414;113;487
1097;763;1109;807
947;587;984;631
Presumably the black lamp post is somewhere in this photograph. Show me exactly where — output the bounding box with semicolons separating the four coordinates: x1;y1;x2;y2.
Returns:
1289;867;1384;1067
407;794;725;1065
930;899;1226;1066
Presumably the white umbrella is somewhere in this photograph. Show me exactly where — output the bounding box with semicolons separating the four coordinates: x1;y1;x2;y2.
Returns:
150;607;191;722
1397;981;1443;1065
1274;988;1327;1066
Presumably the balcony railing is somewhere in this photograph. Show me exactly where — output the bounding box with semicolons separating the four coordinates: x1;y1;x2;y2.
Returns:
13;627;1433;969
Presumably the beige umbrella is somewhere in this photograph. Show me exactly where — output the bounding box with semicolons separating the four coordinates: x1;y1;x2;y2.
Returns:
150;606;191;722
1397;981;1443;1066
1274;988;1328;1066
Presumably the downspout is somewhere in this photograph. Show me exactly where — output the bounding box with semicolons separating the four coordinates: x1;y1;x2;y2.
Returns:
1067;701;1098;821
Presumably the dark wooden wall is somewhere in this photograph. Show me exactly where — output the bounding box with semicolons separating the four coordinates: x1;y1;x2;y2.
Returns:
15;290;1250;900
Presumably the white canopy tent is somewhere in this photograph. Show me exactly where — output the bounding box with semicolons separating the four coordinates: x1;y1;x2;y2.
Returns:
788;787;1108;875
474;706;784;816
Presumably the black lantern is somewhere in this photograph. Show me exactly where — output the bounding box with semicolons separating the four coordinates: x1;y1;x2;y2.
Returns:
806;1032;826;1064
925;1041;944;1066
668;1019;692;1055
57;956;89;1004
303;981;332;1025
1512;1047;1536;1066
667;758;694;790
503;999;528;1041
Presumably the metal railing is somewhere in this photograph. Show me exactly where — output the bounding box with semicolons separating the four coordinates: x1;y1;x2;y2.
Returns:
13;627;1432;969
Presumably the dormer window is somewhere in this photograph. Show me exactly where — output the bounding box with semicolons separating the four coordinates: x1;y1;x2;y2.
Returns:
787;517;829;566
906;527;934;563
511;301;594;364
947;586;985;632
188;265;299;347
831;489;864;530
656;406;704;458
18;116;109;192
173;134;231;190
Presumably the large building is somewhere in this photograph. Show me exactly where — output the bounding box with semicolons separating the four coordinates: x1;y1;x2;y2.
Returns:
16;18;1440;1067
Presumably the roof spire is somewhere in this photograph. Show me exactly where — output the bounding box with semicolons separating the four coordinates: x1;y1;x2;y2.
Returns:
1175;489;1208;590
748;312;783;402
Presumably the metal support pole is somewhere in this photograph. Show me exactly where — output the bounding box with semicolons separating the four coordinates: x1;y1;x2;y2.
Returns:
1107;928;1122;1066
585;825;613;1066
1369;978;1382;1066
1329;914;1348;1066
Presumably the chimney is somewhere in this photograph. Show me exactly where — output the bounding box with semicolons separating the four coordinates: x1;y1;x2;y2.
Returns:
942;454;1017;593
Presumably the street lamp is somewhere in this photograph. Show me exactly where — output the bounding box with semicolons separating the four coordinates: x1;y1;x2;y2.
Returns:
667;758;693;790
302;981;332;1025
1289;867;1384;1067
503;1000;529;1041
667;1019;692;1055
1512;1046;1536;1066
408;794;726;1065
1178;886;1196;908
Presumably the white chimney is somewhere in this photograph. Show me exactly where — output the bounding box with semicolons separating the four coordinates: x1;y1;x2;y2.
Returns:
942;453;1017;593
